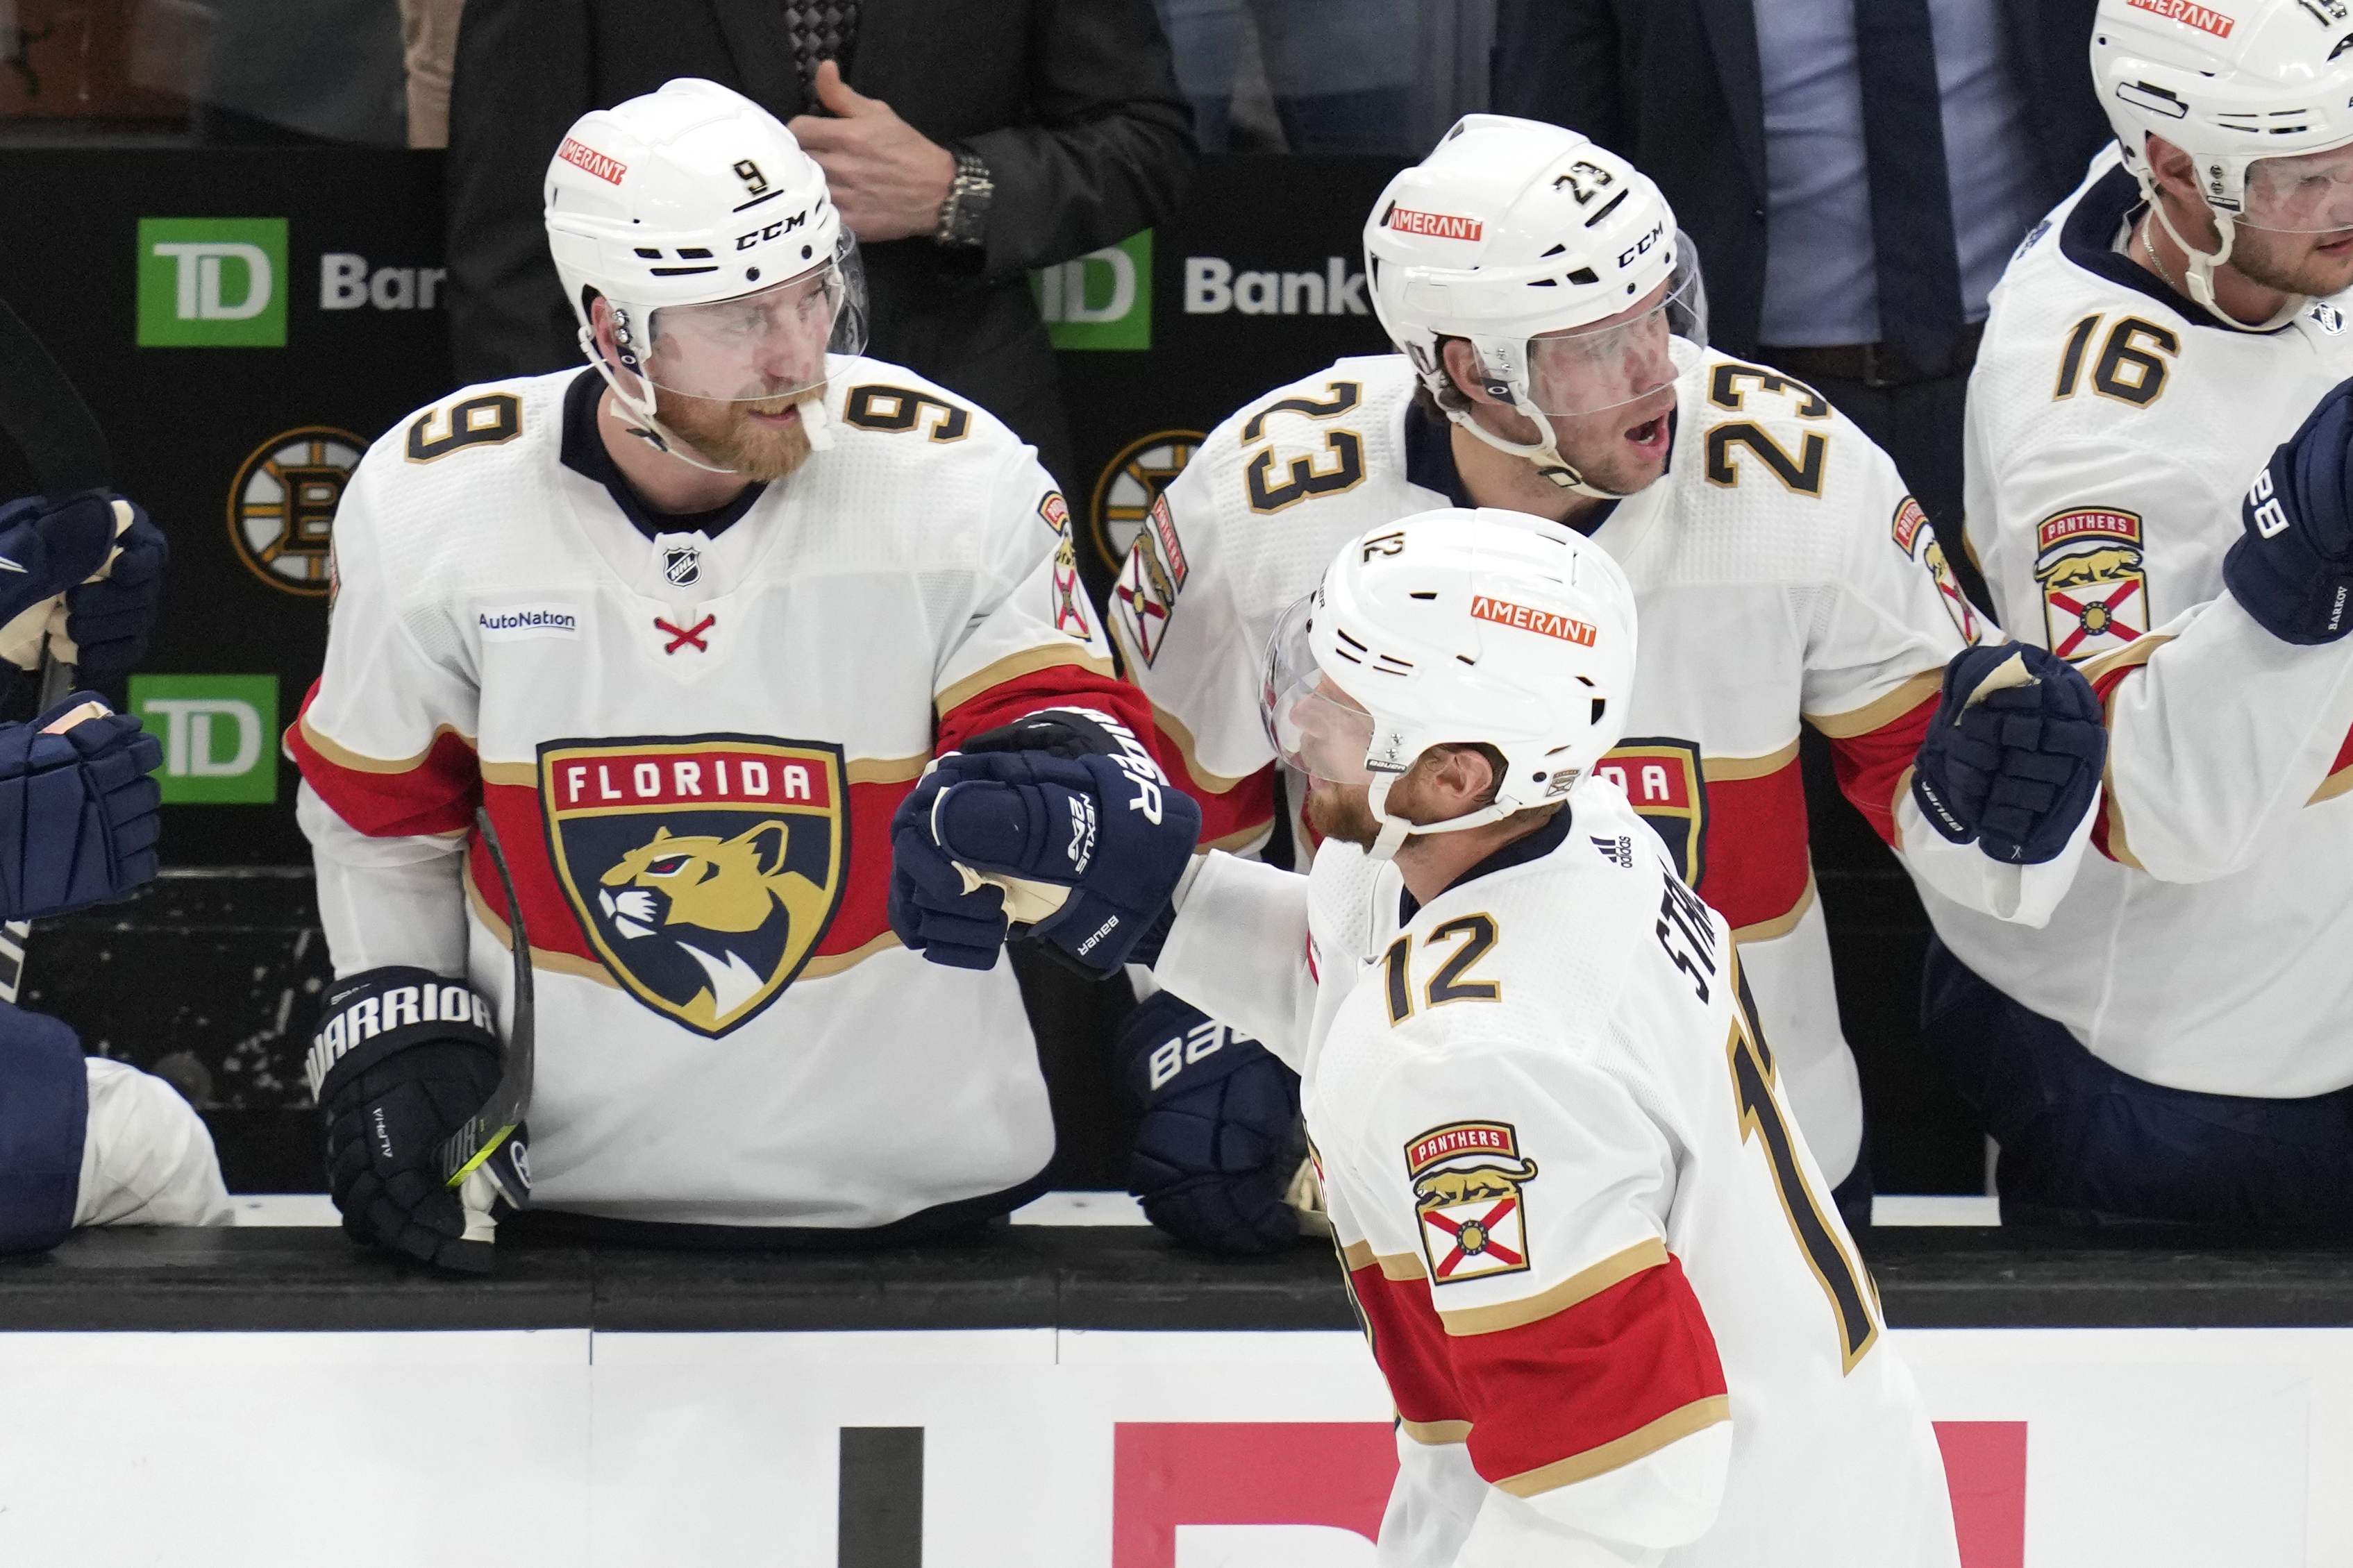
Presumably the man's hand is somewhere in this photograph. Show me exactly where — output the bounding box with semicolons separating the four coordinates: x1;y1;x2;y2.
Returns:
911;745;1201;978
787;60;957;242
310;967;513;1273
2227;377;2353;644
1910;643;2107;866
1120;990;1304;1255
0;691;161;920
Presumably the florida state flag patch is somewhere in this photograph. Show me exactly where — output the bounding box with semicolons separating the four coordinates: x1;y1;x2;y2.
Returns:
2034;507;2148;660
538;736;847;1037
1407;1120;1540;1283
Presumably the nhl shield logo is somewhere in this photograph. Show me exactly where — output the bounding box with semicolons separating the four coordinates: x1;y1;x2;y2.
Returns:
1593;739;1707;886
2034;508;2147;660
539;735;847;1036
1407;1120;1539;1283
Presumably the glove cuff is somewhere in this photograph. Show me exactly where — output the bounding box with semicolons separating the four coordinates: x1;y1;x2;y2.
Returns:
308;966;499;1102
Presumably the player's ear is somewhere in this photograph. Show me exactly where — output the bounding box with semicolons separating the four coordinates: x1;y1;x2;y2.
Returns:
1440;339;1505;409
2142;134;2202;214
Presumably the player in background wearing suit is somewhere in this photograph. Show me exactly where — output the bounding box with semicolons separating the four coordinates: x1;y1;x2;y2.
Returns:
1928;0;2353;1224
898;512;1961;1567
1105;117;2107;1251
0;489;230;1252
291;80;1186;1269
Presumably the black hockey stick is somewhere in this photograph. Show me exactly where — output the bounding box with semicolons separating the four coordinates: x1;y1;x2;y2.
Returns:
436;804;535;1202
0;293;117;1004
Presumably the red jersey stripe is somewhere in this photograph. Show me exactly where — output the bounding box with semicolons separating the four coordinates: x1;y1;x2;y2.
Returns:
1827;691;1939;852
1696;757;1812;931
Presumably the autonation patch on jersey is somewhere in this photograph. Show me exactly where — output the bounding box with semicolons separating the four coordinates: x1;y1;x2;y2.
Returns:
477;604;581;641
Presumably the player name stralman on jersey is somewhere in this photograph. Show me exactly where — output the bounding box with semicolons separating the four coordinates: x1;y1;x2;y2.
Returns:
1150;783;1961;1567
290;358;1172;1233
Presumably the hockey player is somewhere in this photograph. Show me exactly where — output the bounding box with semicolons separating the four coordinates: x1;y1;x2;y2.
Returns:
288;79;1182;1268
0;489;228;1251
1106;117;2104;1250
902;512;1961;1566
1925;0;2353;1223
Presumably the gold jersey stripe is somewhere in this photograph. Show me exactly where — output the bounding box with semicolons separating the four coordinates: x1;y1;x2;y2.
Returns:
1400;1417;1473;1446
480;761;535;786
1140;693;1259;794
1699;739;1800;782
1494;1395;1732;1497
933;645;1116;718
1804;669;1942;739
2313;766;2353;806
1436;1237;1669;1338
1729;869;1816;945
2084;634;2175;872
299;713;477;775
798;929;901;979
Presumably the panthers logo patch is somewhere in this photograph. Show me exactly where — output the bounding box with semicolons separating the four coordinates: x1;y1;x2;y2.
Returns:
2034;507;2147;660
539;736;847;1036
1594;739;1707;886
1892;497;1980;643
1407;1120;1539;1283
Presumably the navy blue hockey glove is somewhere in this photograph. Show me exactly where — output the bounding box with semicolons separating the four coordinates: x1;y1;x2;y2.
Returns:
1121;990;1304;1255
2227;378;2353;644
0;494;120;640
890;765;1012;970
0;1001;88;1256
921;746;1201;978
62;500;166;685
1910;643;2107;865
310;968;520;1274
0;691;162;920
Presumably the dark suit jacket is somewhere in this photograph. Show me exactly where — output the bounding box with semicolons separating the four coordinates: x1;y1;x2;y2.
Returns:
446;0;1196;479
1493;0;2112;358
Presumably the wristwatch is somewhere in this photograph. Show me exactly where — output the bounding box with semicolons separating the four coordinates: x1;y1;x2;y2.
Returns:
935;146;995;250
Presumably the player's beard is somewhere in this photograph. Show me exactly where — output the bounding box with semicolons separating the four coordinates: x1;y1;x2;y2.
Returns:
651;384;821;481
1304;777;1382;850
2225;224;2353;301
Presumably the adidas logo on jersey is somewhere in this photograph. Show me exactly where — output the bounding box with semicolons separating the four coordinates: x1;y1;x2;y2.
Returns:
1592;834;1634;869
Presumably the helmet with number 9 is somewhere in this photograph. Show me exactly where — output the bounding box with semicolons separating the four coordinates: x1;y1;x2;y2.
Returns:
1364;115;1705;498
2093;0;2353;327
1262;508;1639;859
543;77;869;465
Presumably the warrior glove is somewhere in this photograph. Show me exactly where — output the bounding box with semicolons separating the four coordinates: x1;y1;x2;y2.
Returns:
0;495;162;688
2227;378;2353;644
0;691;162;920
1120;990;1304;1255
1910;643;2106;866
308;968;526;1274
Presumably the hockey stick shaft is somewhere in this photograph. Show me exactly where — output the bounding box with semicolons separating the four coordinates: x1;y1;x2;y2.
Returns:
437;804;535;1190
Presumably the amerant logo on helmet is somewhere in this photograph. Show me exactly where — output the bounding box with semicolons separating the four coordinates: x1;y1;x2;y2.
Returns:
1386;207;1484;242
558;136;626;185
2127;0;2235;37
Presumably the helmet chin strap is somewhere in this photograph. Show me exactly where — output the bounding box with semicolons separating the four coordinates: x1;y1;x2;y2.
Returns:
1446;398;1632;502
578;328;837;471
1363;773;1521;863
2147;190;2306;333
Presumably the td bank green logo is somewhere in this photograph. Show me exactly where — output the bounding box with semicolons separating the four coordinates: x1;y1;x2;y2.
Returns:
1032;230;1151;351
136;219;288;347
128;675;280;804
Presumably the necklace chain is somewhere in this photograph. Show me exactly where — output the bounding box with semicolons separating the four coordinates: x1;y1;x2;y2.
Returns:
2138;212;2185;298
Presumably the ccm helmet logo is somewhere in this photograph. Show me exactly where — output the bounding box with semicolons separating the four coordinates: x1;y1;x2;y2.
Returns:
1617;222;1664;269
735;210;809;251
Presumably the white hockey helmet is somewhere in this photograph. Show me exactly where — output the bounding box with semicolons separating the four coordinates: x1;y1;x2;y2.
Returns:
544;78;868;465
1262;508;1639;861
2094;0;2353;326
1364;115;1705;498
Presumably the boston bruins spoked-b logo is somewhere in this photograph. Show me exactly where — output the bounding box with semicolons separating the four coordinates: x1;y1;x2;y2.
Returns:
539;735;847;1036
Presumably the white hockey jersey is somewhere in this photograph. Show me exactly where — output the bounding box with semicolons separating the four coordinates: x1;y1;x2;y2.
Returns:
1940;151;2353;1095
292;360;1156;1229
1122;348;2044;1184
1153;784;1959;1568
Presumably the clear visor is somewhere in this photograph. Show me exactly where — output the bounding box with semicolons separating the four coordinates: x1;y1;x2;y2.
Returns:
1262;592;1377;785
2236;142;2353;235
639;235;870;403
1521;246;1706;417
